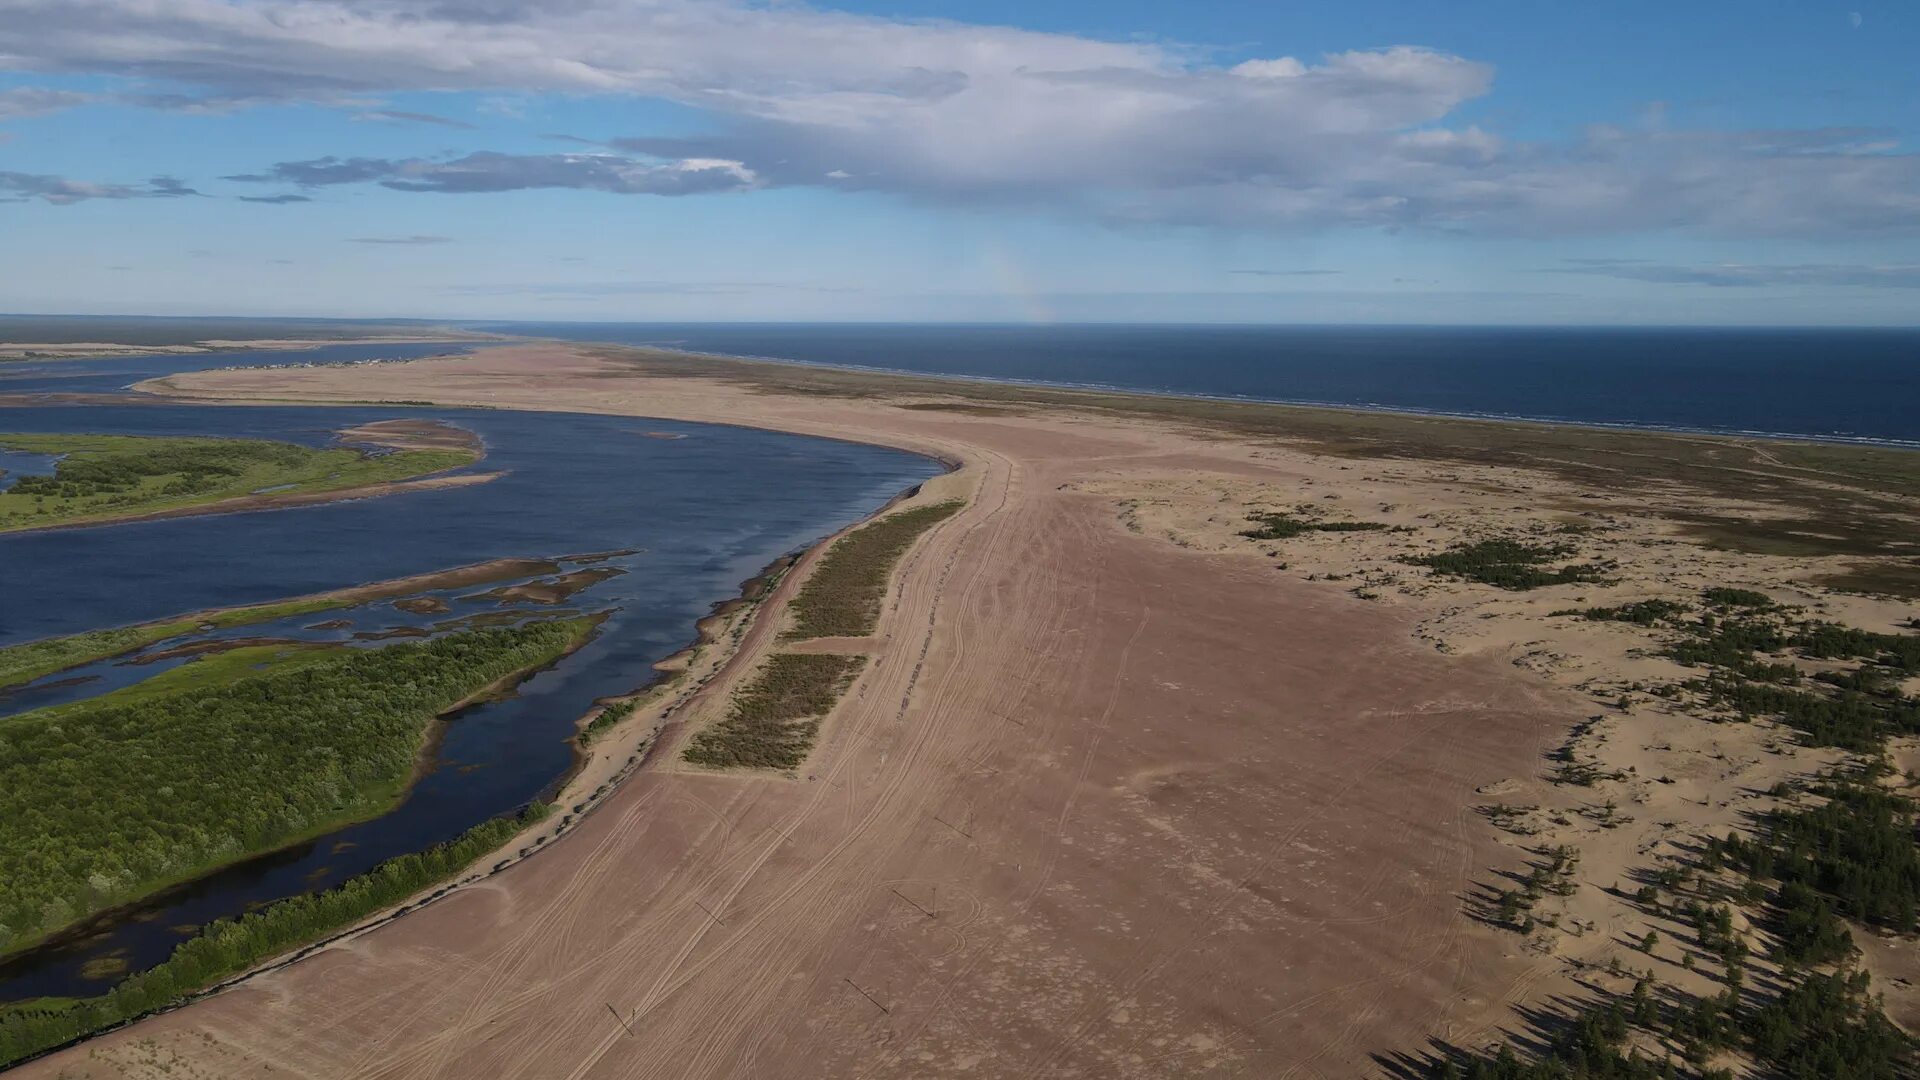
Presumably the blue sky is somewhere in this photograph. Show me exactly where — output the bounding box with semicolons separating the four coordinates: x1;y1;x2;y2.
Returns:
1;1;1916;324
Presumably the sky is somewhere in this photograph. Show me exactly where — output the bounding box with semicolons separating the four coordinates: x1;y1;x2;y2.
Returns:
1;0;1917;324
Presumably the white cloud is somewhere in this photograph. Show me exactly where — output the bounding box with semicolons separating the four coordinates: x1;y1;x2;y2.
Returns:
230;151;758;195
1231;57;1305;79
1552;259;1920;288
0;87;93;118
0;0;1914;234
0;170;198;203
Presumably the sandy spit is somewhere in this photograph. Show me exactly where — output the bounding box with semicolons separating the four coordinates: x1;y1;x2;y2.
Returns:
19;342;1917;1079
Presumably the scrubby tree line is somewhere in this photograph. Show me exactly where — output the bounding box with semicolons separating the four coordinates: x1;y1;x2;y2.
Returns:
0;432;474;530
1439;963;1908;1078
1566;590;1920;751
0;620;589;956
0;803;547;1069
3;439;312;502
1410;538;1609;591
1457;590;1920;1077
1710;770;1920;936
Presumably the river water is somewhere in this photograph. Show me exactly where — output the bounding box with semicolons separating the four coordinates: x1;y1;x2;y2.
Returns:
0;345;941;1000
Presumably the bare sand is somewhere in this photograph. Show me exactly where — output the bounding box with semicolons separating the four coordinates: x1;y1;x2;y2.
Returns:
0;336;496;362
21;344;1919;1078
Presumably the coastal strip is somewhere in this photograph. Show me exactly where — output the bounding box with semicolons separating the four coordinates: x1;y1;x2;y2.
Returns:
18;341;1916;1079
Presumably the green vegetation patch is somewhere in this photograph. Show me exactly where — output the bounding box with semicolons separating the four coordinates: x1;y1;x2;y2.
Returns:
1694;674;1918;750
1408;538;1608;591
0;597;362;692
1701;587;1775;609
581;696;642;746
1437;968;1910;1079
1238;510;1393;540
0;432;473;532
1649;606;1920;750
1713;773;1920;935
1560;598;1688;626
0;803;546;1070
785;500;964;639
0;620;592;957
683;653;865;770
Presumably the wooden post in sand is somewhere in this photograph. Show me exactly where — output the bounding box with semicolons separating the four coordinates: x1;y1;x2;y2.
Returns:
845;977;890;1015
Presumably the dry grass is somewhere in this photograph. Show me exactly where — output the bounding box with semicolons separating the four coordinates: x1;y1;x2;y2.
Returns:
784;501;964;639
682;653;866;770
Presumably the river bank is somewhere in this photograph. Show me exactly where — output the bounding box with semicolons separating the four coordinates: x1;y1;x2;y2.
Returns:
0;351;943;1037
0;421;493;534
20;341;1920;1077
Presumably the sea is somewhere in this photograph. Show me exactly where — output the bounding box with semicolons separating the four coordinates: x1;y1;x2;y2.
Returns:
477;323;1920;448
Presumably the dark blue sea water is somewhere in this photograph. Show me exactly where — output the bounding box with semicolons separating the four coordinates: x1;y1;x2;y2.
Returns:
475;324;1920;448
0;346;940;1000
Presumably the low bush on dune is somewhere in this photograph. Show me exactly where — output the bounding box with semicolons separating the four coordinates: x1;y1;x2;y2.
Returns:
1408;538;1607;591
683;653;866;770
785;501;964;639
1238;510;1393;540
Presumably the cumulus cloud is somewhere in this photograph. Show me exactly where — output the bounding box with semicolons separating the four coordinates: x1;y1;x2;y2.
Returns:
1553;259;1920;288
0;170;197;203
232;151;759;196
0;0;1915;233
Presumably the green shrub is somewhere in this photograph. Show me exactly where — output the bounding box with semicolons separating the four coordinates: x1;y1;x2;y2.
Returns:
0;620;591;955
1408;538;1606;591
1571;599;1687;626
683;653;865;770
0;804;547;1069
1702;587;1775;609
1239;511;1391;540
786;501;963;639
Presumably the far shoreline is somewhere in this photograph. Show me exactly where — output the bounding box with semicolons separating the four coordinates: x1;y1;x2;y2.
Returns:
552;337;1920;451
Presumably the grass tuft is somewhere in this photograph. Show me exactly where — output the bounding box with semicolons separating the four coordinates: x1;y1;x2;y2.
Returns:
785;501;963;639
683;653;866;770
1408;538;1607;591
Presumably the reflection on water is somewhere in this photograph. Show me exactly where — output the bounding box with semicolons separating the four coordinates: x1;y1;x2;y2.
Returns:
0;345;941;1000
0;447;60;492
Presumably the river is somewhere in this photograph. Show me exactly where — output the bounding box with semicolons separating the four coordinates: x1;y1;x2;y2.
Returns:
0;344;942;1001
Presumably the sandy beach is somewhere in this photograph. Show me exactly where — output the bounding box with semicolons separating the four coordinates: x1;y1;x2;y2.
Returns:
18;342;1919;1078
0;337;496;363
